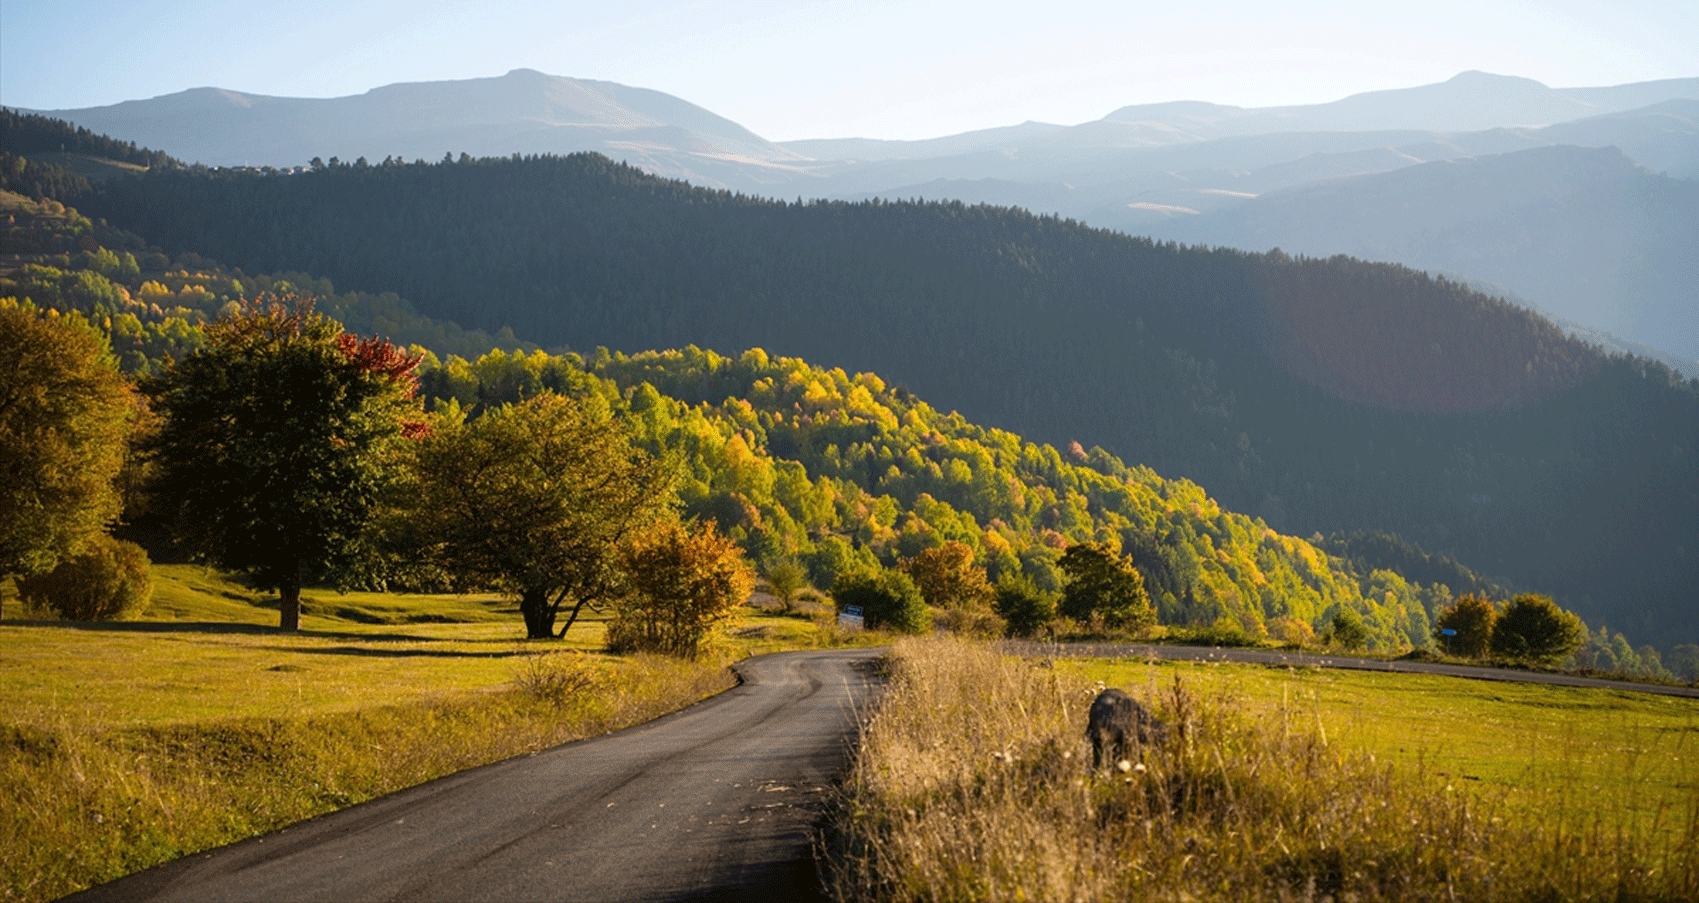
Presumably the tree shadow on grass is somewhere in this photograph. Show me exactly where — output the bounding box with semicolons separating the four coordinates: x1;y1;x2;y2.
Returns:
6;619;524;646
6;619;283;636
252;643;526;659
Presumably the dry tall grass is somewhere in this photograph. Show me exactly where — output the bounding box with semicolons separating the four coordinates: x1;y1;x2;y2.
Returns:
823;637;1698;902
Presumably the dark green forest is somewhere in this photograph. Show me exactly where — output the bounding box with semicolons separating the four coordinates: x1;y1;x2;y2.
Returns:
0;148;1682;670
59;151;1699;647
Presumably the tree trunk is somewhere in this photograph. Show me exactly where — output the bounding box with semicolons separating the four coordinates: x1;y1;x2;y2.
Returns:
555;593;596;639
520;587;556;639
279;574;302;631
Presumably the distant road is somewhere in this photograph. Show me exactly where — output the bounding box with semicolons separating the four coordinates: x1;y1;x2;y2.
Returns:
66;649;884;903
1006;642;1699;699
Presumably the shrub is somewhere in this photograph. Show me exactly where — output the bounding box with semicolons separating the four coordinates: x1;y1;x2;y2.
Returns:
833;568;930;634
901;541;994;610
993;571;1058;638
512;650;601;706
931;605;1006;638
1174;619;1261;648
1266;616;1315;647
606;520;754;659
1669;644;1699;683
1490;593;1585;664
1435;592;1497;657
762;557;809;613
1325;606;1369;650
16;535;151;620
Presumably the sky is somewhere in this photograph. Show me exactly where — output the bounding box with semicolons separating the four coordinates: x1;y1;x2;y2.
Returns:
3;0;1696;142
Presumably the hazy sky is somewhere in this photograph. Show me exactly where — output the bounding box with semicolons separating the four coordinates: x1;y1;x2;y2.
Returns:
4;0;1695;141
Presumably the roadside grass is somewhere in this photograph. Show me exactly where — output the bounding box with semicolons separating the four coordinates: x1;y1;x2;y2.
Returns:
1061;656;1699;837
823;637;1698;902
0;566;849;903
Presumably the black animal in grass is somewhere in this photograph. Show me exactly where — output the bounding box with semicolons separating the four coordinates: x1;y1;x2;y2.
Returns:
1087;688;1167;770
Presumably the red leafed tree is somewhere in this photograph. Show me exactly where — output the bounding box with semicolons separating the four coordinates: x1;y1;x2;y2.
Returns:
145;295;425;629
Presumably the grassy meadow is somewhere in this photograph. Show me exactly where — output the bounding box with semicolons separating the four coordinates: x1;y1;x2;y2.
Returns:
0;566;846;903
1062;655;1698;838
824;637;1698;902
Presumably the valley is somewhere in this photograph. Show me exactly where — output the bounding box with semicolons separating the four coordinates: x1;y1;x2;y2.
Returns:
4;51;1698;899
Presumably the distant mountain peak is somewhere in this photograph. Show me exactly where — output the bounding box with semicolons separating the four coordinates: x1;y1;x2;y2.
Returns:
1444;69;1545;86
30;70;802;175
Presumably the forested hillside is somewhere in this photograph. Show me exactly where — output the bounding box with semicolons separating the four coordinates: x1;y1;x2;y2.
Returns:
416;343;1438;649
3;176;1683;672
66;152;1699;647
0;190;528;368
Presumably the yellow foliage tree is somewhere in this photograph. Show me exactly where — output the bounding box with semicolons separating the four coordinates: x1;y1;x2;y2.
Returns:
607;520;755;659
0;304;135;619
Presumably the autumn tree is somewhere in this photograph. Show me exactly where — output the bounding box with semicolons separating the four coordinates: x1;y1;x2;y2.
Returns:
1490;593;1586;664
606;519;755;658
1435;593;1498;657
902;541;994;610
1058;541;1153;631
408;392;673;639
144;296;423;630
0;304;135;620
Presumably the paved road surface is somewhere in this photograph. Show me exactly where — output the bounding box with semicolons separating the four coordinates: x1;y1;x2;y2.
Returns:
67;648;883;903
1007;642;1699;698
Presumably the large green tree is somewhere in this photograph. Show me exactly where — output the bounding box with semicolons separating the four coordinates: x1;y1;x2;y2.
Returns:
144;297;423;630
1490;594;1586;665
1058;541;1154;631
0;303;135;619
408;392;673;639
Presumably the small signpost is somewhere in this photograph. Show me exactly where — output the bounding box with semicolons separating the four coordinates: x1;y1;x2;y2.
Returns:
838;605;865;631
1440;627;1457;655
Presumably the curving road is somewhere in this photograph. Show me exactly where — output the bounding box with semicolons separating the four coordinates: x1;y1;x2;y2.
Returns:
1005;642;1699;698
66;648;884;903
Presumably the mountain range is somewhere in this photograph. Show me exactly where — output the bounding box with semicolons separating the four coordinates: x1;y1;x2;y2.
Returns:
20;68;1699;375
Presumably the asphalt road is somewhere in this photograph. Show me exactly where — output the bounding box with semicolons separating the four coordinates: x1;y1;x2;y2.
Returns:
1006;642;1699;698
66;648;884;903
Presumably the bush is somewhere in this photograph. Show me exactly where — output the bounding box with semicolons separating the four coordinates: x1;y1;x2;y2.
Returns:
511;650;600;706
833;568;931;634
762;557;809;613
993;571;1058;638
931;605;1006;639
1669;644;1699;683
1325;607;1370;650
1174;619;1261;648
16;535;151;620
1434;593;1497;658
606;520;755;658
1490;593;1585;665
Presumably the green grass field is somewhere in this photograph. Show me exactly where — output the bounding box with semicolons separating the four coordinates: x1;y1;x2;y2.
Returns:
0;566;848;903
1061;656;1699;833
